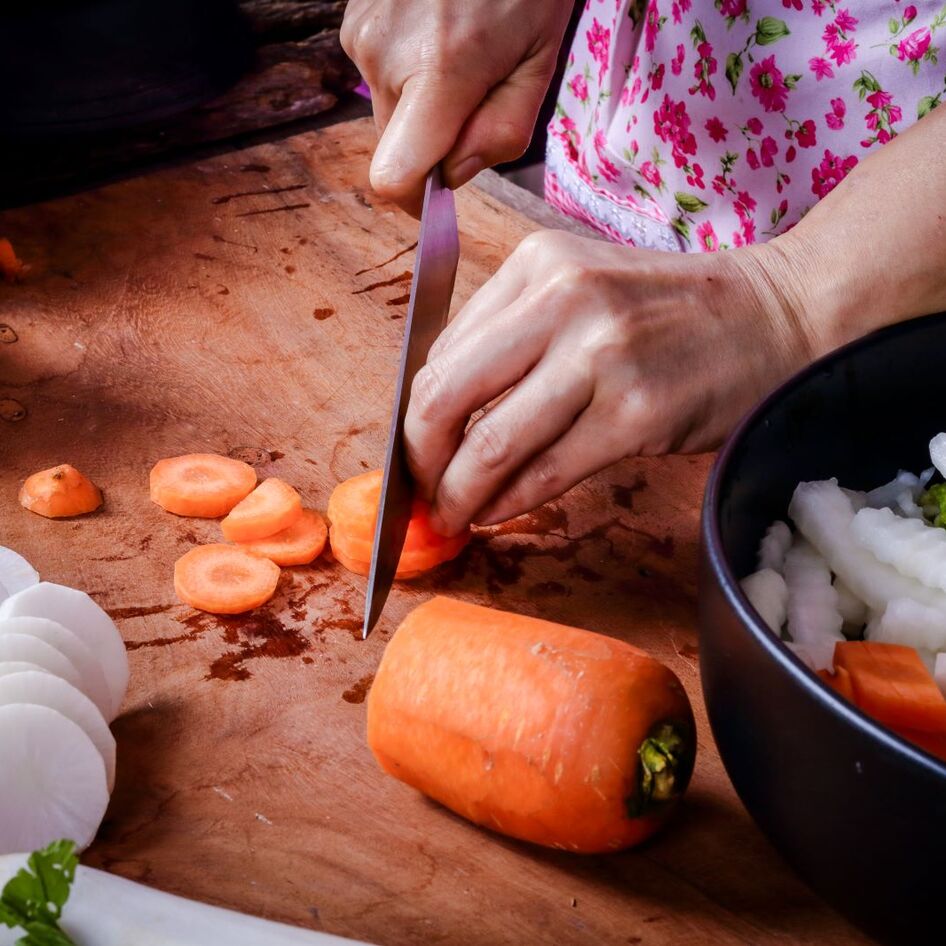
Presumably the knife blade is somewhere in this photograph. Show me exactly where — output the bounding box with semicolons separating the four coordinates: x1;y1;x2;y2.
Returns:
363;166;460;638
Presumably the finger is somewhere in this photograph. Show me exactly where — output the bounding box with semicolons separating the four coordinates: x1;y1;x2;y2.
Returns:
368;82;396;139
442;57;554;190
473;400;628;526
404;289;553;501
428;232;548;360
371;71;489;215
429;357;594;536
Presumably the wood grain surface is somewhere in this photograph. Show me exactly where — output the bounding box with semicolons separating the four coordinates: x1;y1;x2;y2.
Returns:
0;118;871;946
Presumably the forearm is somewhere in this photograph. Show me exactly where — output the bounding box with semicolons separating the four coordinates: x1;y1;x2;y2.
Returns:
762;106;946;356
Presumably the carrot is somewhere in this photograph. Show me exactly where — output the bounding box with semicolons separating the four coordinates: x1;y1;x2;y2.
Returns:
834;641;946;733
220;477;302;542
0;238;27;282
150;454;256;518
367;597;695;853
174;544;280;614
817;665;855;702
327;470;469;578
236;508;328;566
18;464;103;518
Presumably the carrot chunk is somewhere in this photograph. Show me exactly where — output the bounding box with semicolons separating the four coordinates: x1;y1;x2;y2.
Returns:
0;238;27;282
893;727;946;762
368;597;696;853
220;477;303;542
327;470;469;578
19;464;103;518
834;641;946;733
150;454;256;518
174;544;280;614
817;665;855;702
236;508;327;566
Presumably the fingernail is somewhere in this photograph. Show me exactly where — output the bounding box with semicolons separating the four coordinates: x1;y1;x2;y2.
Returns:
448;155;485;188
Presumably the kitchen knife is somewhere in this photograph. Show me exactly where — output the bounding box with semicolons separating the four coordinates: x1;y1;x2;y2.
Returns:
363;166;460;638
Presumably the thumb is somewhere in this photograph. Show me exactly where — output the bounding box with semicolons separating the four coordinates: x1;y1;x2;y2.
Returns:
442;60;554;191
370;71;487;215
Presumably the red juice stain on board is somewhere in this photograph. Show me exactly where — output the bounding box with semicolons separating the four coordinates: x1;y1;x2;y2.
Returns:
206;611;311;682
610;475;647;511
313;307;335;320
107;604;174;620
342;674;374;704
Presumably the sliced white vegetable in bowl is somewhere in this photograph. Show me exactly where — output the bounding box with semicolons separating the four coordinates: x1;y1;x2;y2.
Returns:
0;547;39;603
930;432;946;480
0;635;82;691
834;578;868;631
0;583;128;719
866;597;946;652
0;672;115;791
740;568;787;634
0;617;112;721
784;540;843;666
789;479;946;613
0;704;108;855
756;521;792;574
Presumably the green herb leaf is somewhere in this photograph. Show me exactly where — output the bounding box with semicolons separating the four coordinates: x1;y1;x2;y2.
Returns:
725;52;743;93
0;841;78;946
755;17;790;46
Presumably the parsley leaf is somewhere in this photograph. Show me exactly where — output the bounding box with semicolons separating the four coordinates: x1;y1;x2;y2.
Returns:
0;840;78;946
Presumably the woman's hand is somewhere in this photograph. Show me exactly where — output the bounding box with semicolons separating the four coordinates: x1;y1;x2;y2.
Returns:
404;231;820;536
340;0;572;215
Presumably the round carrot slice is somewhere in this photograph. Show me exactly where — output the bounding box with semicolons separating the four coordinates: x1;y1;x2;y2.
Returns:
174;544;280;614
150;454;256;518
236;508;328;566
19;464;103;518
220;478;303;543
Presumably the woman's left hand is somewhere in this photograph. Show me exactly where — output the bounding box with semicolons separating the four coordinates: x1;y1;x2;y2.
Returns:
404;229;819;536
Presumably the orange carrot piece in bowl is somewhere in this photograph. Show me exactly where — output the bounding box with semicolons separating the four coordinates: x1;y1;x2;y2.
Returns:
327;470;469;578
893;727;946;763
150;454;257;518
236;508;328;566
19;464;103;518
0;238;27;283
834;641;946;733
817;665;855;702
220;478;302;543
174;544;280;614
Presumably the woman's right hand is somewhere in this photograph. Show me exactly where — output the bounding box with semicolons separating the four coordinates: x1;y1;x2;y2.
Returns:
340;0;573;215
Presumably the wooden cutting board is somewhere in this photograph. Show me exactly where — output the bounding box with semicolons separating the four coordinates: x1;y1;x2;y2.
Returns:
0;118;869;946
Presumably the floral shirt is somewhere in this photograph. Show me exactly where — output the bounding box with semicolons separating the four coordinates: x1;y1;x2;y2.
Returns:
546;0;946;251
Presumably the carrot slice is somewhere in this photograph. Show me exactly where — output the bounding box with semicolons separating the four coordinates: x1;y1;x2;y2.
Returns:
174;544;280;614
19;464;102;518
150;454;256;518
893;727;946;762
327;470;469;578
0;238;27;283
834;641;946;733
220;478;303;542
368;597;696;853
236;508;328;566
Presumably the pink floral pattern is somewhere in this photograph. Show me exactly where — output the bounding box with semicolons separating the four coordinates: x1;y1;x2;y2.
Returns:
546;1;946;251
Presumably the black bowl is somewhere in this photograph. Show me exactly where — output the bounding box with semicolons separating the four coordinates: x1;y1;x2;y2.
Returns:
699;312;946;945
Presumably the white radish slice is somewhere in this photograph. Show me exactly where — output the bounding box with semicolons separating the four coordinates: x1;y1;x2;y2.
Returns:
935;653;946;698
851;505;946;594
865;470;923;510
0;672;115;791
0;617;112;721
0;547;39;602
0;635;82;691
789;479;946;613
0;703;108;854
0;583;128;719
866;597;946;652
740;568;787;634
0;661;52;680
834;578;868;631
930;433;946;480
784;540;843;668
757;521;792;574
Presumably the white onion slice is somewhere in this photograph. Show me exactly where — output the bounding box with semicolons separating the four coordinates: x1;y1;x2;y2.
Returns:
0;547;39;602
0;635;82;691
0;672;115;791
0;617;111;721
0;661;52;680
0;583;128;719
0;704;108;854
